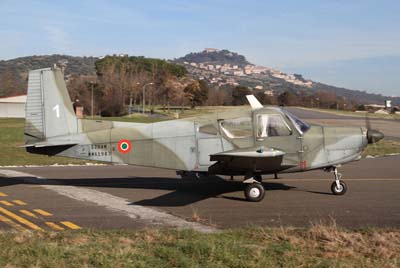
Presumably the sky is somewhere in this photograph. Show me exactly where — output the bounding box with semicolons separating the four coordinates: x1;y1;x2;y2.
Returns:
0;0;399;96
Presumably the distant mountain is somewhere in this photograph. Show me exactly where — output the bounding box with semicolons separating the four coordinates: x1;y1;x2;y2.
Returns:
0;51;398;105
0;55;98;97
175;48;250;67
174;49;400;105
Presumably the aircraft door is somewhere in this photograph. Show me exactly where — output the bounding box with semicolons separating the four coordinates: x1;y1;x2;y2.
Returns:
196;123;224;168
254;113;302;168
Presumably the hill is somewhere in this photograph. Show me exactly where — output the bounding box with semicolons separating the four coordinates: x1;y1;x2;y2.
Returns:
175;48;250;67
0;51;398;106
174;49;400;105
0;55;98;97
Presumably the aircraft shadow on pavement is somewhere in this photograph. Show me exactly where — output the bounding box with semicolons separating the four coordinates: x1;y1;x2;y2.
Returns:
0;175;297;206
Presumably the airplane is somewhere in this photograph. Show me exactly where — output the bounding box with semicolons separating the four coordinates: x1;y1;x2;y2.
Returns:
24;67;384;202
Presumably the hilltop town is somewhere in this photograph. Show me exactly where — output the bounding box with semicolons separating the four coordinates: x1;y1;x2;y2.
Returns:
176;48;313;90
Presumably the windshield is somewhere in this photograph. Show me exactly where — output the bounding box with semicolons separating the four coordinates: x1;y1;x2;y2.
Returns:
284;110;310;133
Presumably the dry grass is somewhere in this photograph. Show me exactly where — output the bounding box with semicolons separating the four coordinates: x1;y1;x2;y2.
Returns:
191;208;202;223
362;140;400;157
0;224;399;268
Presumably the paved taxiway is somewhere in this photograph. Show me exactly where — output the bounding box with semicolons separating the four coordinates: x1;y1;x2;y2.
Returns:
0;155;399;230
0;107;398;231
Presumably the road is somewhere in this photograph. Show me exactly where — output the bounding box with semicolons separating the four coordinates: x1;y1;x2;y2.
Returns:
0;107;398;232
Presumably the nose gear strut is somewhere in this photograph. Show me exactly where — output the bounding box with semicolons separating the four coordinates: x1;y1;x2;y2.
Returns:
325;166;348;195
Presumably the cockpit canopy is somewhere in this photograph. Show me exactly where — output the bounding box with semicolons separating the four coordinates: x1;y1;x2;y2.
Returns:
218;107;310;139
283;110;311;134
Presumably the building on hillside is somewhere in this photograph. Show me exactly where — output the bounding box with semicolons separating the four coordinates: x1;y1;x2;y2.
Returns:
385;100;392;109
264;90;276;96
0;94;27;118
204;48;219;53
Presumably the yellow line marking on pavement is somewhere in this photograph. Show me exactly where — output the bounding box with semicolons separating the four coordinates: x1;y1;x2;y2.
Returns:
60;221;81;230
13;200;27;206
19;209;38;219
45;222;65;231
0;200;14;206
33;209;52;216
0;192;7;197
0;207;43;231
0;215;26;232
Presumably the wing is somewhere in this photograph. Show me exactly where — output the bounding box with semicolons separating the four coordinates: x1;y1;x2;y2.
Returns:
209;147;295;175
210;147;285;161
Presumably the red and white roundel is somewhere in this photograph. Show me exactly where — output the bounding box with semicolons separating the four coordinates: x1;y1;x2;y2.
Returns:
118;139;132;154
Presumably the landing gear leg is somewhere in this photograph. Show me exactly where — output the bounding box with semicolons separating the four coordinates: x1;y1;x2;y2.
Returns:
329;167;347;195
243;174;265;202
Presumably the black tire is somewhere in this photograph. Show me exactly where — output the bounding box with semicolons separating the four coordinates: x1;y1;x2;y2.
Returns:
331;181;347;195
244;183;265;202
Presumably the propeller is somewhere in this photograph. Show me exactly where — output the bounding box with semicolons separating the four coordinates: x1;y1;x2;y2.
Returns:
365;112;384;144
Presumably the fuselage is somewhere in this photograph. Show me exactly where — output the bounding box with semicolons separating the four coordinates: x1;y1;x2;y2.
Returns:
28;107;368;176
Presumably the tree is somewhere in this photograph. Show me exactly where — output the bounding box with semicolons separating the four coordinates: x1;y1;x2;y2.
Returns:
93;55;188;115
278;91;297;106
67;74;98;116
232;86;251;105
206;87;230;106
184;80;208;108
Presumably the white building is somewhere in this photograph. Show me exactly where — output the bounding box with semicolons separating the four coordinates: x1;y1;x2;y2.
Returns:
204;48;219;53
0;95;27;118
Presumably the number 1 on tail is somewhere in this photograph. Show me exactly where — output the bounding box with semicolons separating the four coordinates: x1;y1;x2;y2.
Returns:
52;104;60;118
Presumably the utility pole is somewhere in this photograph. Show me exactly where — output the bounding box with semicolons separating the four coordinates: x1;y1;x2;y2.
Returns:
142;82;154;114
90;81;94;117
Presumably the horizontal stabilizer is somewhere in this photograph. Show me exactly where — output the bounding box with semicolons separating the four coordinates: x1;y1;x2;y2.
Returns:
21;140;78;148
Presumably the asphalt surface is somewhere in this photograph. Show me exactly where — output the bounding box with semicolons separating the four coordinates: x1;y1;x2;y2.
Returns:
0;155;398;230
0;107;398;232
287;107;400;141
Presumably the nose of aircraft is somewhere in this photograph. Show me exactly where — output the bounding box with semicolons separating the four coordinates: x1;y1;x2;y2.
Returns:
367;129;384;144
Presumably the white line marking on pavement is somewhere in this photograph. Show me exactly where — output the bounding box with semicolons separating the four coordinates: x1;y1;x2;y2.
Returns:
270;178;400;182
0;169;217;233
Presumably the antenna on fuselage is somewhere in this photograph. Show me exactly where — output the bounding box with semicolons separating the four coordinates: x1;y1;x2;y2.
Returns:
246;95;263;110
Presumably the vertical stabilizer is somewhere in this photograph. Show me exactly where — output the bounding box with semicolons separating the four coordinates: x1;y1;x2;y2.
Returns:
25;67;77;144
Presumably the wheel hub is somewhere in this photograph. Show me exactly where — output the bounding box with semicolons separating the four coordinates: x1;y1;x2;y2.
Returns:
336;184;343;192
249;188;260;198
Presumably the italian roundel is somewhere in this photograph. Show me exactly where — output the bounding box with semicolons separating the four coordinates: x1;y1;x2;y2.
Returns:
117;139;132;154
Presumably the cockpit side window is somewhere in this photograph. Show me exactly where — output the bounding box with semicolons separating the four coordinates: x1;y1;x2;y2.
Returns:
220;117;253;138
257;114;292;138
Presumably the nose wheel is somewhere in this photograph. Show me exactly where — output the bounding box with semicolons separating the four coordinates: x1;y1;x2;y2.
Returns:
327;167;348;195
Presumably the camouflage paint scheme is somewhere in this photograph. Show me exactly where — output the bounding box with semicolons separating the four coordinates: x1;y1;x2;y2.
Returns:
25;68;369;177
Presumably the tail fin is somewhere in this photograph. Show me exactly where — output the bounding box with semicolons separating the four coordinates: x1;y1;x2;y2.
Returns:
25;67;77;144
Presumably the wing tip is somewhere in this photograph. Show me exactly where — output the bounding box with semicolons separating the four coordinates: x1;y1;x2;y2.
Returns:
246;95;263;109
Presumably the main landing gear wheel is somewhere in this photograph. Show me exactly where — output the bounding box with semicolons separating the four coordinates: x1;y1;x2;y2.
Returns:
331;181;347;195
244;183;265;202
